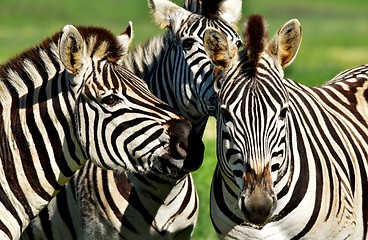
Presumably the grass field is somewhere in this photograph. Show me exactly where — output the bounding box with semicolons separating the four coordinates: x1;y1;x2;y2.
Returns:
1;0;368;239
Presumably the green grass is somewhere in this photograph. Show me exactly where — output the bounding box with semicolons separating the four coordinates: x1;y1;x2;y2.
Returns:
1;0;368;239
192;118;218;239
244;0;368;85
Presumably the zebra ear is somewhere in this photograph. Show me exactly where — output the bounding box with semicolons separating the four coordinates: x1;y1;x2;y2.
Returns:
59;25;85;74
203;27;238;70
116;21;134;58
148;0;190;30
203;27;238;92
268;19;302;68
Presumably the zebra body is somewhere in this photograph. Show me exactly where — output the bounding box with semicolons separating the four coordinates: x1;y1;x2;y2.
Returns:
22;0;242;239
203;15;368;239
0;23;196;240
24;161;199;240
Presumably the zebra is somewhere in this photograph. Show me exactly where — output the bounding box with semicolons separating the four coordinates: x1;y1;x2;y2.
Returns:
203;14;368;239
0;22;202;240
21;0;243;239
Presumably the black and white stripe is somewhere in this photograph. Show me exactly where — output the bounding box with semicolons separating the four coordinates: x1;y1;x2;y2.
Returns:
22;0;243;239
0;23;195;240
204;15;368;239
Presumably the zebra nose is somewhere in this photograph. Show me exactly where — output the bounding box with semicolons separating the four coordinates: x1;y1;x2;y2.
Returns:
166;119;192;160
240;185;276;225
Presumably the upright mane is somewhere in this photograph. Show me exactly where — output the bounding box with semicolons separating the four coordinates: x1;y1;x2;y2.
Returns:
184;0;224;19
243;14;268;75
75;26;125;63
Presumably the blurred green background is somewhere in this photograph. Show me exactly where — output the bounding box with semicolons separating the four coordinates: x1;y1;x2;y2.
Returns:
1;0;367;239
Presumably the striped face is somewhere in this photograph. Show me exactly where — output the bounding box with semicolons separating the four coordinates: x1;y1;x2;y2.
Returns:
204;15;302;226
60;25;203;174
216;52;288;225
175;15;242;116
149;0;242;121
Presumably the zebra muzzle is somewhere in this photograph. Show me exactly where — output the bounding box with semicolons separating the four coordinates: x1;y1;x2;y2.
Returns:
239;168;277;226
165;119;204;173
166;119;192;160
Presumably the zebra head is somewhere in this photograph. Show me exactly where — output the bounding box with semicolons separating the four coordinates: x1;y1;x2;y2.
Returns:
148;0;242;120
204;15;302;226
59;24;204;175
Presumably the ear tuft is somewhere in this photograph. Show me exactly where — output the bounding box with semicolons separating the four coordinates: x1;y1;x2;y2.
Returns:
59;25;85;74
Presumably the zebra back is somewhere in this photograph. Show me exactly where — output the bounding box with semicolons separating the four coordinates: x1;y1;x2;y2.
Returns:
204;14;368;239
0;23;199;240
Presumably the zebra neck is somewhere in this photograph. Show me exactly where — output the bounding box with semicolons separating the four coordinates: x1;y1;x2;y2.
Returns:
0;41;87;239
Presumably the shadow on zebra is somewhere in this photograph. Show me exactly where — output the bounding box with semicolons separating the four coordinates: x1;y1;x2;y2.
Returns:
22;0;242;240
0;20;205;240
203;14;368;239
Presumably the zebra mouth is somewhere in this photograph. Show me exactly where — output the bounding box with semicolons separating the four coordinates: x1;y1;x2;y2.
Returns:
153;128;205;176
153;154;186;176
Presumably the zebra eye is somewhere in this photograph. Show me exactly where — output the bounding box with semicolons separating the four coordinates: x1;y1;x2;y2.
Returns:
279;107;288;120
271;163;280;172
182;38;195;50
101;95;120;106
235;40;242;49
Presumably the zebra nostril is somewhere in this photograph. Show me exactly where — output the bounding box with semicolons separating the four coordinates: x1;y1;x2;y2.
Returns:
177;141;187;156
166;119;191;159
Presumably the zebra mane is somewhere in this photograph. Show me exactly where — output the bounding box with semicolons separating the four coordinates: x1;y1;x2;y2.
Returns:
123;33;168;79
184;0;223;19
243;14;269;75
74;26;126;62
0;26;125;78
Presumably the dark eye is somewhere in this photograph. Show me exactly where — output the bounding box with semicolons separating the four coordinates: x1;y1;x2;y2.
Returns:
182;38;195;50
101;95;120;106
279;107;288;120
235;40;242;49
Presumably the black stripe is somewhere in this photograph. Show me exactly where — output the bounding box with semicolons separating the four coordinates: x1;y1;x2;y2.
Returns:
8;100;35;218
0;219;12;239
